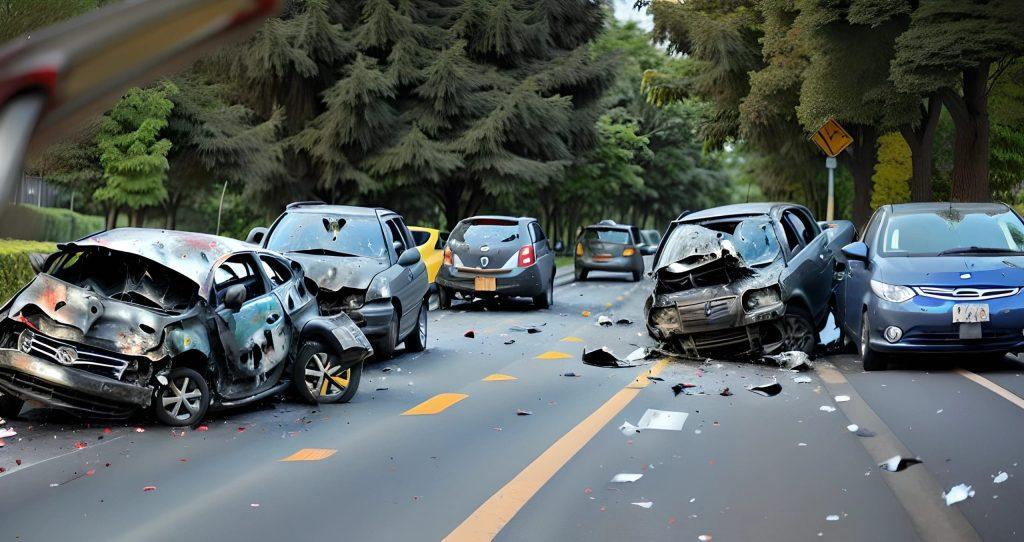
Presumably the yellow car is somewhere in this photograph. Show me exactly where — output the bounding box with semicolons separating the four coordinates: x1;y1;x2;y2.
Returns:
409;226;449;284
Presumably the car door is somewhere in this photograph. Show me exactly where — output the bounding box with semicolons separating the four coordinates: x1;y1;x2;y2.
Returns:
212;253;289;394
530;222;554;284
792;208;833;317
777;209;827;315
383;216;424;338
842;210;883;336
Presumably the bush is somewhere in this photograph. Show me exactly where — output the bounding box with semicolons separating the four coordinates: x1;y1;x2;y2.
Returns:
0;204;105;242
0;239;57;305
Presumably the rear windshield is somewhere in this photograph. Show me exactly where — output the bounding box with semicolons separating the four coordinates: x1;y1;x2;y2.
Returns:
266;212;388;259
880;208;1024;257
582;228;632;244
450;220;521;245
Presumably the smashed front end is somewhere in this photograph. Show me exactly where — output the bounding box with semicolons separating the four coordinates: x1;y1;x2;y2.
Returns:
0;248;206;418
645;219;789;358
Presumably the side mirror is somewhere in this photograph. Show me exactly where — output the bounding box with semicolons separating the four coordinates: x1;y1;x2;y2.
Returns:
392;240;405;255
398;248;421;266
246;227;268;245
223;284;247;311
28;252;52;274
841;242;869;262
640;245;657;256
553;240;564;252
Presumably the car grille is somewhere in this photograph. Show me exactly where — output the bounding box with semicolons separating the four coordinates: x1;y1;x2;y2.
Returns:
913;286;1020;301
19;330;132;380
677;297;736;328
0;369;136;417
686;326;751;358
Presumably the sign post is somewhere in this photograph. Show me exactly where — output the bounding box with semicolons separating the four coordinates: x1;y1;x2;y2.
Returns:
809;119;853;221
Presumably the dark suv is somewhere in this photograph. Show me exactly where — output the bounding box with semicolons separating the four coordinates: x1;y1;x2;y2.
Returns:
248;203;429;360
435;216;556;309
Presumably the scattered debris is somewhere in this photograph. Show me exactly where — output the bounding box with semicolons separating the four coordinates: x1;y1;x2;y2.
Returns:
855;427;876;437
510;324;545;333
143;486;157;492
720;388;732;396
747;380;782;397
504;339;516;345
73;441;87;449
610;473;643;483
376;387;389;391
134;427;146;433
942;483;975;506
631;501;653;509
561;372;580;377
765;351;812;371
671;383;697;396
0;427;16;438
993;472;1009;484
825;514;840;521
835;395;850;402
516;409;533;416
637;409;688;431
196;425;209;432
792;375;812;384
619;421;640;435
698;535;713;542
819;406;836;413
880;455;922;472
237;426;246;433
847;424;859;432
582;311;591;317
597;315;613;327
582;347;637;368
464;330;475;338
616;318;633;325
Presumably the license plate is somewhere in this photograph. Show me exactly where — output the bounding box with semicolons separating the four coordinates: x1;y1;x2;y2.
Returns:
952;303;990;323
474;276;496;292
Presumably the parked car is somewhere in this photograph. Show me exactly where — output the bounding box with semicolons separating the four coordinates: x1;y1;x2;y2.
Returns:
0;228;372;426
640;229;662;248
436;216;555;309
836;202;1024;370
645;203;854;358
409;226;449;285
248;203;429;360
574;220;652;282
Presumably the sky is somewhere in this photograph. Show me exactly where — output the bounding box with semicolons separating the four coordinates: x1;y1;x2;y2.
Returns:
612;0;653;30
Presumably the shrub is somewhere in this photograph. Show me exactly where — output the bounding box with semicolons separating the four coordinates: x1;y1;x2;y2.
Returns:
0;239;57;305
0;205;105;242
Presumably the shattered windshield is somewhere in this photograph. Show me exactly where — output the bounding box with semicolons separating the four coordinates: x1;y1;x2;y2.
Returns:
450;220;521;245
266;213;388;260
50;249;198;313
657;217;781;271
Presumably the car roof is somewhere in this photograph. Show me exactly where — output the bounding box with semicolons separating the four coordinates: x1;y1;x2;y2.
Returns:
284;203;397;217
62;228;259;286
681;202;786;222
886;202;1010;215
584;223;633;231
461;215;536;224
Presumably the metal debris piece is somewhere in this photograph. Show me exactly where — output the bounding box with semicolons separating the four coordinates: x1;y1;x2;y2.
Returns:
819;405;836;413
855;427;876;437
834;395;850;402
0;427;16;438
671;383;697;396
698;536;713;542
464;330;475;338
825;514;840;521
504;339;516;345
880;455;922;472
516;409;533;416
747;380;782;397
720;388;732;396
582;347;637;368
765;351;813;371
597;315;613;327
792;375;812;384
993;472;1008;484
610;473;643;483
616;318;633;325
631;501;653;509
847;424;859;432
624;347;652;362
619;421;640;435
510;324;545;333
143;486;157;492
562;372;580;377
637;409;688;431
942;483;975;506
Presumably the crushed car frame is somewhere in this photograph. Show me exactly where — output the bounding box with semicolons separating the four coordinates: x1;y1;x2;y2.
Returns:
644;203;854;358
0;228;372;426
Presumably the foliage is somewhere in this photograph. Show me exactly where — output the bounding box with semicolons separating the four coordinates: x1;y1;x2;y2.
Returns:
0;0;112;43
0;239;58;305
871;133;911;209
0;205;104;243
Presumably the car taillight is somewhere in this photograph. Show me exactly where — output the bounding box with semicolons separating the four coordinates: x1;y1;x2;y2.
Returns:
622;247;636;257
575;243;583;256
443;246;453;266
518;245;535;267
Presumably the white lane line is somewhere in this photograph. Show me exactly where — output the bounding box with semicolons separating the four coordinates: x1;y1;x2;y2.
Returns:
0;435;125;479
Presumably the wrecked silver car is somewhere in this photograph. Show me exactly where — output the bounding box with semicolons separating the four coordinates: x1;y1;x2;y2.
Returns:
0;228;372;426
645;203;854;358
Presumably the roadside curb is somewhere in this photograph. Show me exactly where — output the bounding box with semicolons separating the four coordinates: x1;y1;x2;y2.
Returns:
554;266;574;287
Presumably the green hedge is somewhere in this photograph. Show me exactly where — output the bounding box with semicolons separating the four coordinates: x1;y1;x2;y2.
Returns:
0;239;57;305
0;205;105;243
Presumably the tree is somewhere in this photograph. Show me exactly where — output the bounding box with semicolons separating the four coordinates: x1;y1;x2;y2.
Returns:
871;132;911;208
892;0;1024;201
94;85;175;228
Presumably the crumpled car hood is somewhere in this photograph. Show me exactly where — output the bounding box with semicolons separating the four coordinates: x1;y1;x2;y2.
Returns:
653;225;745;275
288;253;389;291
6;273;187;356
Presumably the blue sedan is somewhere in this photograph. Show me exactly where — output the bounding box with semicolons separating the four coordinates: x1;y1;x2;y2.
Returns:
835;202;1024;370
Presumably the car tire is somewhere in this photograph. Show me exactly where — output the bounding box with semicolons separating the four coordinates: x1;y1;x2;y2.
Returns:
575;267;588;281
293;340;361;404
404;302;428;352
533;275;554;309
860;312;888;371
780;305;817;354
373;312;399;360
438;285;453;309
631;271;642;282
0;393;24;419
153;367;210;427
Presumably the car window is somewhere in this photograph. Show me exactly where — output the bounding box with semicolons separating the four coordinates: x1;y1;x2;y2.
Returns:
780;214;803;254
214;254;266;305
436;231;448;250
450;219;521;245
783;210;814;247
394;217;416;248
861;209;883;245
260;256;292;287
582;228;631;244
386;219;408;254
411;230;431;247
793;209;818;243
530;223;546;243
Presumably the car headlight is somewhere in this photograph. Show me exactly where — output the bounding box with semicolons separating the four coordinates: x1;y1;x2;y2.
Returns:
365;275;391;302
649;306;679;327
744;286;782;311
343;293;365;310
870;280;915;303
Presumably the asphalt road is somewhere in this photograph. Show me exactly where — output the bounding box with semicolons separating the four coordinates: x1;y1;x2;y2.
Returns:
1;270;1023;541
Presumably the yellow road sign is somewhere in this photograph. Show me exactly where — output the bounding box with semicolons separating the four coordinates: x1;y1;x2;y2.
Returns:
810;119;853;157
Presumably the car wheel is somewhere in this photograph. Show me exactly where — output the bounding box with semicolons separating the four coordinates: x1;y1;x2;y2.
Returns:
779;306;817;354
404;302;428;352
0;393;24;419
373;312;399;360
533;275;554;309
438;285;452;309
631;271;642;282
153;367;210;427
575;267;588;281
294;340;361;404
860;312;888;371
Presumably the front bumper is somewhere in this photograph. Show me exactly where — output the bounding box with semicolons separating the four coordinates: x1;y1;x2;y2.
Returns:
345;299;395;341
575;254;643;274
436;264;546;298
646;292;786;358
0;348;151;418
868;295;1024;354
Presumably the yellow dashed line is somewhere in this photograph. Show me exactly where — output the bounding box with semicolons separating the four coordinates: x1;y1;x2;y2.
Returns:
402;393;469;415
559;336;584;343
483;373;518;382
535;351;572;360
279;448;337;462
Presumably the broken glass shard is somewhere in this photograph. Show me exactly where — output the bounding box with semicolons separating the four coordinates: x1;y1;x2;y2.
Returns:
610;473;643;483
879;455;922;472
942;483;975;505
637;409;688;431
747;381;782;397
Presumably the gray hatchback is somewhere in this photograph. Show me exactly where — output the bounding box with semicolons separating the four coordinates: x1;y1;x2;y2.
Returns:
574;221;652;282
436;216;556;309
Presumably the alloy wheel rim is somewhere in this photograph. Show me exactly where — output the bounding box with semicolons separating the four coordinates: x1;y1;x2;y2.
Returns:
161;376;203;421
783;316;814;353
419;306;427;343
304;352;349;399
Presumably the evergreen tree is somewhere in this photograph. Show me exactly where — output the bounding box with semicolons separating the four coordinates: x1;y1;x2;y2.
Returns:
871;132;911;209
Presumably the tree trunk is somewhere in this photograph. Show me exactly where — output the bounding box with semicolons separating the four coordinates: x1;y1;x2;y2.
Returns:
845;124;879;229
105;206;117;230
900;94;941;202
940;64;991;202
